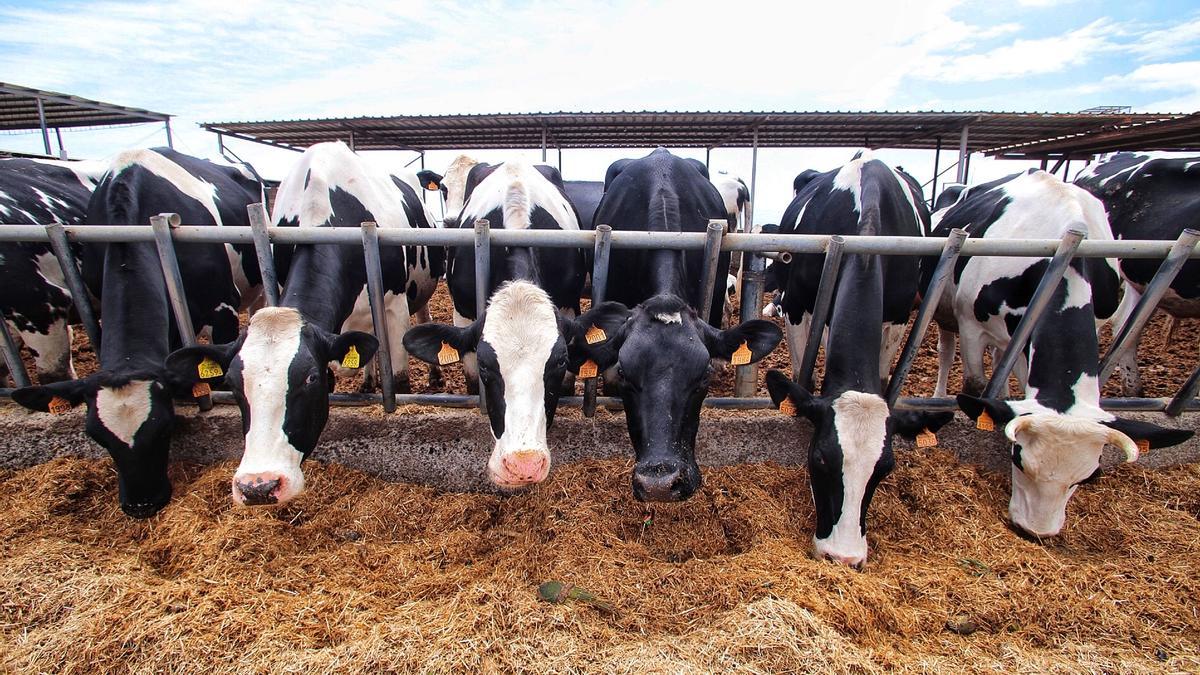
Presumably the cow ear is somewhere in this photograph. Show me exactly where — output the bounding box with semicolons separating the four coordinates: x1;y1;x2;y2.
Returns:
956;394;1016;429
568;301;631;373
327;331;379;370
12;377;95;413
164;341;242;386
890;410;954;441
1101;418;1194;449
416;170;444;192
765;369;823;421
705;319;782;364
402;321;480;366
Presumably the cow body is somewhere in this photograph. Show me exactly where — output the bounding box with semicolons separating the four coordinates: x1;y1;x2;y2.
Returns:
0;158;102;383
1074;152;1200;395
563;180;603;229
12;148;265;517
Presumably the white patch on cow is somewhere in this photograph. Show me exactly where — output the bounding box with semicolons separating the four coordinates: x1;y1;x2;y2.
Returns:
482;281;559;486
110;149;223;225
831;150;873;214
440;154;481;217
710;170;748;221
234;307;306;498
29;157;105;190
654;312;682;324
17;316;74;380
817;390;889;564
460;161;579;232
32;251;67;289
95;380;153;447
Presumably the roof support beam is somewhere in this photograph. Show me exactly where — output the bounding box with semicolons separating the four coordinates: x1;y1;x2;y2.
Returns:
956;125;970;184
0;83;169;122
35;98;50;155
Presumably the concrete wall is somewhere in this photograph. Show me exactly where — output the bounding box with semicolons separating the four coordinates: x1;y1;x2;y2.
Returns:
1;401;1197;492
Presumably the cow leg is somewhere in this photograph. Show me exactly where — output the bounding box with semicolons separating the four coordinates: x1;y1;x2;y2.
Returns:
1162;315;1180;349
341;290;383;392
453;309;479;396
17;317;75;384
934;326;956;398
959;323;988;396
784;311;811;385
558;306;578;395
412;303;443;389
1109;284;1144;396
879;322;906;388
384;291;413;394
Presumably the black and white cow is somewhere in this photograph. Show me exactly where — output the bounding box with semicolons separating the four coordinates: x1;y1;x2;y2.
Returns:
764;151;949;568
569;148;782;502
563;180;604;229
404;159;586;488
1074;152;1200;396
12;148;265;518
929;169;1192;538
710;170;750;231
0;158;103;384
165;141;443;506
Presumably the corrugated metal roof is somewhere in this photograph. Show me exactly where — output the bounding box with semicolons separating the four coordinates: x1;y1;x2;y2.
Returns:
987;111;1200;157
201;110;1180;153
0;82;170;132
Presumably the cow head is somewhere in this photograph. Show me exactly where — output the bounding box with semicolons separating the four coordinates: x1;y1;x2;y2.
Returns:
404;281;571;489
768;370;952;568
418;155;479;222
13;372;176;518
166;307;378;506
571;295;782;502
958;395;1193;538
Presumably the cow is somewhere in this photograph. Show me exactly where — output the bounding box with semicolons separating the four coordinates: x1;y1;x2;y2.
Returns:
710;170;750;231
563;180;603;229
763;151;949;568
11;148;265;518
928;168;1192;538
568;148;782;503
1074;152;1200;396
165;141;444;506
402;160;585;489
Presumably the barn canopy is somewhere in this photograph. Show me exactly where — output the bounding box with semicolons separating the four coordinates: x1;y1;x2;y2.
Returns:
0;82;173;158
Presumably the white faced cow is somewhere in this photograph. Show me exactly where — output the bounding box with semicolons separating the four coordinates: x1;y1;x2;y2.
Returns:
166;141;444;506
929;169;1192;538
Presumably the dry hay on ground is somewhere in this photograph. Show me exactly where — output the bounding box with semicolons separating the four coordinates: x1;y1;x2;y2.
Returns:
2;451;1199;673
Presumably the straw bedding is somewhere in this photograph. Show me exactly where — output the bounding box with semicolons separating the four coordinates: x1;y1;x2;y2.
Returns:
2;448;1199;673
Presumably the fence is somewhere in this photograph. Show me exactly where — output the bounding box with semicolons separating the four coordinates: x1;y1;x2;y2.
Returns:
2;204;1199;418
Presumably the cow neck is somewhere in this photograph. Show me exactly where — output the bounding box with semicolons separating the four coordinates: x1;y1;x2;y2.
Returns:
821;253;883;398
279;244;364;332
1026;292;1102;411
506;246;542;286
648;248;688;299
97;242;172;372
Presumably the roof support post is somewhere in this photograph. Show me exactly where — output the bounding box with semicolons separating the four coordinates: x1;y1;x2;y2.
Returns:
35;97;51;156
705;147;711;169
748;128;759;233
348;131;355;152
955;125;970;184
931;137;941;204
217;132;225;157
54;128;67;160
541;127;547;162
164;119;174;149
557;146;562;172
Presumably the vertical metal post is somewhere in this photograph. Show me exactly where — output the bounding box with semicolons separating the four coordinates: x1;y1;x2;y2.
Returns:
1099;228;1200;384
884;228;969;405
1166;364;1200;417
45;223;102;351
733;245;767;397
698;220;726;325
474;219;491;415
956;125;970;184
420;152;427;204
749;130;759;232
541;127;547;162
931;138;941;204
0;311;31;388
705;147;711;169
247;203;279;307
360;221;396;413
150;213;211;411
36;98;51;156
1063;158;1071;180
1039;158;1048;171
348;131;356;152
797;236;846;391
983;229;1086;398
54;128;67;160
583;224;613;417
164;119;174;149
557;146;562;172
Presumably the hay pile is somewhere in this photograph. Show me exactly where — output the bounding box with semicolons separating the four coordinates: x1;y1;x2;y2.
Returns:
2;451;1199;673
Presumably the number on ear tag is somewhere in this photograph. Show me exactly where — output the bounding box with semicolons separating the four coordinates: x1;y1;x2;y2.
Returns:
585;325;607;344
48;396;73;415
341;345;361;369
916;429;938;448
197;357;223;379
976;411;995;432
192;382;212;398
578;359;599;379
438;341;460;365
730;341;752;366
1136;438;1150;455
779;398;796;415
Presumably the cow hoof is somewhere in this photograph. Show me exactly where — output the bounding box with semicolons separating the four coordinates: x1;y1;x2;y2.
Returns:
393;377;412;395
466;379;480;396
427;366;445;390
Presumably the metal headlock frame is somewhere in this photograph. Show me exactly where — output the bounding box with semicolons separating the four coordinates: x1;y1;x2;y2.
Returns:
1;207;1198;416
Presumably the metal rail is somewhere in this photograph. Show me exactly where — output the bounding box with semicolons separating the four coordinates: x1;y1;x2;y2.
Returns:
796;236;845;391
583;224;613;418
150;213;212;412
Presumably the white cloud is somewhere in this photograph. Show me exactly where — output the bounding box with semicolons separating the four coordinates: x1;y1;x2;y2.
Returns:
914;18;1118;83
1128;17;1200;61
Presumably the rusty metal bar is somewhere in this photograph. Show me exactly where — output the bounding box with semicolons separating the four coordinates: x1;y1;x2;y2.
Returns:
796;236;845;391
360;221;396;413
247;203;279;307
44;223;101;351
474;218;491;416
150;213;211;411
583;224;613;417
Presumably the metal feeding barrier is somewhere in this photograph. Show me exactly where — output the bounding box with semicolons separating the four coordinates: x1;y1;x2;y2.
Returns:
1;206;1199;416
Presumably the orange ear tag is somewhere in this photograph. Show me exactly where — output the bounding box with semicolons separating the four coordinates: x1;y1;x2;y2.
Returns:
730;341;752;366
1136;439;1150;455
779;398;797;415
976;410;995;432
916;429;938;448
47;395;73;415
585;325;607;344
438;341;461;365
192;382;212;398
427;181;439;190
578;359;599;379
197;356;224;379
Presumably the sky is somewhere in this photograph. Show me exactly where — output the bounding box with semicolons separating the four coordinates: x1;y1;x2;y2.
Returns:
0;0;1197;222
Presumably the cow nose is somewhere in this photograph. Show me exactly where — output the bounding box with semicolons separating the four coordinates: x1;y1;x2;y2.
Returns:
233;472;284;506
498;450;551;486
822;551;867;570
632;462;690;502
121;500;168;519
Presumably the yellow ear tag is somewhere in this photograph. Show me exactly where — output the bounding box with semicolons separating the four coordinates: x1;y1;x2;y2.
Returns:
197;356;223;379
730;340;752;366
976;410;995;432
192;382;212;399
779;398;796;415
916;429;938;448
578;359;599;379
438;341;460;365
47;395;73;415
427;181;438;190
585;325;607;344
1136;438;1150;455
341;345;361;369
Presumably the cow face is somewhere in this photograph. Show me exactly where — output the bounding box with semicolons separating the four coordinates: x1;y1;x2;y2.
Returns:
958;395;1193;538
572;296;782;502
166;308;378;506
419;155;479;222
13;373;175;518
405;282;571;489
768;370;952;568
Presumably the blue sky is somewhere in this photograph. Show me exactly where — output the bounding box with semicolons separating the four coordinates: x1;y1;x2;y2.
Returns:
0;0;1196;221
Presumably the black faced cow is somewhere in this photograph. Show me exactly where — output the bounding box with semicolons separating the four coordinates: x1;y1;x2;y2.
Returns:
0;158;102;384
569;148;782;503
12;148;265;518
1074;152;1200;396
404;160;585;489
166;141;443;506
765;151;948;568
929;168;1192;538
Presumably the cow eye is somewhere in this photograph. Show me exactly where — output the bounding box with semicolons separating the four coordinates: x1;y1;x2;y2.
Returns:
305;372;319;386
